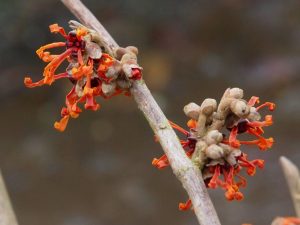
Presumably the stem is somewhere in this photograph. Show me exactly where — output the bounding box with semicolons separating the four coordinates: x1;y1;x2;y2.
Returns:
279;156;300;217
0;170;18;225
61;1;221;224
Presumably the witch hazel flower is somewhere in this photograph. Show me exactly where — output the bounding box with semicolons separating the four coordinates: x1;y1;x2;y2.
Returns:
24;21;143;131
152;88;275;210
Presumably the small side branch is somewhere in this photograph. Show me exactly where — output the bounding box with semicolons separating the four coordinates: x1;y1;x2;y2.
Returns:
61;0;220;224
0;170;18;225
280;156;300;217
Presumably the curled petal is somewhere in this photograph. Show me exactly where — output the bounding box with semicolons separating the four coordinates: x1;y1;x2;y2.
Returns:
234;191;244;201
54;115;70;132
84;94;100;111
236;174;247;188
248;115;273;127
256;102;276;111
152;155;169;169
225;186;236;201
229;126;240;148
252;159;265;169
49;24;67;37
43;48;73;85
257;137;274;150
238;155;264;176
76;27;88;38
24;77;45;88
224;184;244;201
248;96;260;107
240;137;274;150
179;199;192;211
208;165;221;189
36;42;66;62
24;72;69;88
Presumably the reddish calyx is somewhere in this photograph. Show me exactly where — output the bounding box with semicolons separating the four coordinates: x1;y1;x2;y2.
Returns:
179;199;192;211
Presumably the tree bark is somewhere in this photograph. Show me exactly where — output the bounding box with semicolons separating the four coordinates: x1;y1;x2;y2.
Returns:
61;1;221;224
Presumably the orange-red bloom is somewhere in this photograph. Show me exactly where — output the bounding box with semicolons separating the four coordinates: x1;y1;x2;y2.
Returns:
226;97;275;150
152;121;196;169
24;24;130;131
152;96;275;211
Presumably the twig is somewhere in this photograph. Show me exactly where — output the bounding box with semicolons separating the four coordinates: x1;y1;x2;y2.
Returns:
0;170;18;225
60;0;221;224
279;156;300;217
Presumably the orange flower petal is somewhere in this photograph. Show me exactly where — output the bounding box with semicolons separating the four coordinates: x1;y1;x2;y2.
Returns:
49;24;67;37
187;119;197;129
54;115;70;132
24;77;45;88
179;199;192;211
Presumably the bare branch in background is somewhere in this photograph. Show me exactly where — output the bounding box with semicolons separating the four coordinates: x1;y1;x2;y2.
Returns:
0;170;18;225
60;0;221;224
280;156;300;217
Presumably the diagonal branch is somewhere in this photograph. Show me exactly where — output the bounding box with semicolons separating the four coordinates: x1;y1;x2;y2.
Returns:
61;0;221;224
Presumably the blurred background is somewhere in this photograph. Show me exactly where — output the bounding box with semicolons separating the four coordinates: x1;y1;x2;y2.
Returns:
0;0;300;224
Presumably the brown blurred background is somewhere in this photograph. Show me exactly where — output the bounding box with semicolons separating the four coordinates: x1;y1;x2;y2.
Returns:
1;0;300;224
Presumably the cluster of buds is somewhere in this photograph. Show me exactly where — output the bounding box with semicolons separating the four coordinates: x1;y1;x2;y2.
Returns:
24;21;142;131
152;88;275;210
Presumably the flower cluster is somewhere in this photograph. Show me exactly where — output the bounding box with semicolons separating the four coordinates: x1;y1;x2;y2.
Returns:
152;88;275;210
24;21;142;131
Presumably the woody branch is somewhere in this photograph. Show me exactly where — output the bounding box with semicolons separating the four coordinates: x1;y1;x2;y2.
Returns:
60;0;221;224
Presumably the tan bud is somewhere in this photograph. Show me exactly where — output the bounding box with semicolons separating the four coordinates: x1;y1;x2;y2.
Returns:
205;130;223;145
247;107;261;121
206;144;224;160
200;98;217;116
85;41;102;59
230;100;250;118
117;79;131;89
105;61;121;79
102;82;117;96
226;149;242;166
183;102;201;120
115;47;127;60
122;64;132;78
126;46;139;55
121;54;137;64
229;88;244;99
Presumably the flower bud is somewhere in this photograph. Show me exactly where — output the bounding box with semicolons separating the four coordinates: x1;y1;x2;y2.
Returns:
229;88;243;99
200;98;217;116
205;130;223;145
183;102;201;120
231;100;250;118
206;144;224;160
102;82;117;96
